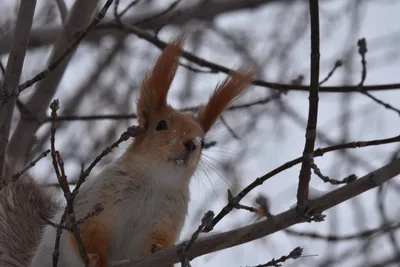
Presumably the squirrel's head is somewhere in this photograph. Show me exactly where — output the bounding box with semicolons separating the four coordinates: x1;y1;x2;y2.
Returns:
129;35;254;179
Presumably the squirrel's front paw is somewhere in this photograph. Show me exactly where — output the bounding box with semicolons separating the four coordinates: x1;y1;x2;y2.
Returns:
88;253;100;266
151;243;163;253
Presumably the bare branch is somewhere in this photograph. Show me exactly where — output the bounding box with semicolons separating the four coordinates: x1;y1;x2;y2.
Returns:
49;99;90;266
7;0;105;168
319;60;342;85
72;125;142;194
18;0;114;92
246;247;303;267
9;149;50;184
55;0;68;25
205;134;400;231
285;220;400;241
355;38;400;116
180;211;214;267
0;0;37;182
296;0;320;211
311;163;357;185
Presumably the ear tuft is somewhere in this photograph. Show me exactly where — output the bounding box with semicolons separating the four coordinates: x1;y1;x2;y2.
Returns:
197;67;255;133
137;34;185;128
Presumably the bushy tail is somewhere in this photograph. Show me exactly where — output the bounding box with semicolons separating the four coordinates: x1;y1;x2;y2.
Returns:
0;163;59;267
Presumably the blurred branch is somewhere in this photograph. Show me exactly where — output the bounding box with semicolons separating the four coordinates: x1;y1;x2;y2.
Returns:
296;0;320;211
55;0;68;25
115;156;400;267
110;22;400;93
30;37;126;157
18;0;114;92
285;220;400;241
0;0;37;182
35;92;283;123
7;0;103;167
0;0;280;54
0;61;5;76
134;0;181;27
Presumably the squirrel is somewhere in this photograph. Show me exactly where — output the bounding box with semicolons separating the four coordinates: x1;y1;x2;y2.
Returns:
0;34;254;267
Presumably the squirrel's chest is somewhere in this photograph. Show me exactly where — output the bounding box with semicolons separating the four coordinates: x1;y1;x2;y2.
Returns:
108;183;189;262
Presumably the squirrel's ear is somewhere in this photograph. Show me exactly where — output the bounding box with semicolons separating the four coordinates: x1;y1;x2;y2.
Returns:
197;68;254;133
137;35;185;128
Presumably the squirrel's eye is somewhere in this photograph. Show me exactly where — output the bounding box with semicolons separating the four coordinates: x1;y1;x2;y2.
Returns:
201;140;205;148
155;120;168;131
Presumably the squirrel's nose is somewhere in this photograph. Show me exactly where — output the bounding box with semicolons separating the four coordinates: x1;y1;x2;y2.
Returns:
183;140;197;151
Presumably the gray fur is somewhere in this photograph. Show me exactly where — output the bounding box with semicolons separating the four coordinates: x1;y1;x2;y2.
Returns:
0;174;59;267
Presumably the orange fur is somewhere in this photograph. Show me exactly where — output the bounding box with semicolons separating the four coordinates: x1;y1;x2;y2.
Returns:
141;226;177;267
69;216;113;267
197;68;254;133
137;35;185;128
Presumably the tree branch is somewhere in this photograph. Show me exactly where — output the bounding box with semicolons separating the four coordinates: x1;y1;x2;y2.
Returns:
7;0;101;167
0;0;280;55
296;0;320;210
0;0;37;182
115;156;400;267
205;134;400;231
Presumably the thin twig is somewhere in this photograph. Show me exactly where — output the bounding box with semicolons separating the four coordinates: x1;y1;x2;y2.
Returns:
180;211;214;267
220;116;240;140
355;38;400;116
76;203;104;225
246;247;303;267
0;149;50;190
39;93;283;123
296;0;321;211
40;212;71;232
285;220;400;241
49;100;90;267
49;100;69;194
72;125;141;195
311;163;357;185
18;0;114;92
204;134;400;232
10;149;51;182
227;189;259;213
43;113;138;122
134;0;181;26
118;0;142;18
319;60;342;85
52;210;68;267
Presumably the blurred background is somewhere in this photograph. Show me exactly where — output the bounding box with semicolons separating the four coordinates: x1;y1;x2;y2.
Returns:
1;0;400;266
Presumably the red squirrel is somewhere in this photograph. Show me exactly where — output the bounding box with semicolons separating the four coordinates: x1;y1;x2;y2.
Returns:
1;35;254;267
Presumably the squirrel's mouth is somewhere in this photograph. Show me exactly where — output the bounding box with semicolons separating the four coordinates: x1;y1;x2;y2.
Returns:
169;153;190;166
